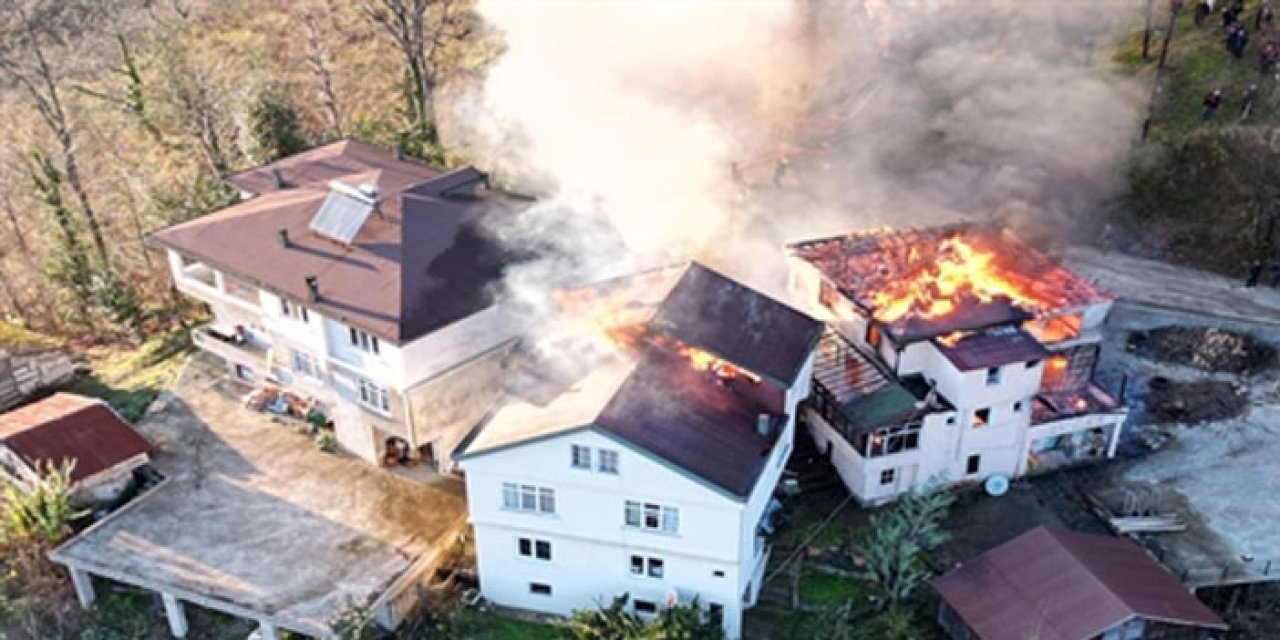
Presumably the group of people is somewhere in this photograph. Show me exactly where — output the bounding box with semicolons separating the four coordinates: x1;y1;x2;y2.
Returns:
1197;0;1274;29
1202;84;1260;120
1245;259;1280;288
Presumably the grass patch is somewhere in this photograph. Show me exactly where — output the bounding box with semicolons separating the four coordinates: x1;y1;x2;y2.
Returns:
68;328;193;422
0;321;61;351
798;570;874;608
456;610;563;640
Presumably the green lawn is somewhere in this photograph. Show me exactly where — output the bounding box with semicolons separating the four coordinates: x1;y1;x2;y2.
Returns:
456;610;563;640
1113;9;1280;138
798;570;874;608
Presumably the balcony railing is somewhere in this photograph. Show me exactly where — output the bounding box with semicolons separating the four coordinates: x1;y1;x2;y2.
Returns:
192;325;268;366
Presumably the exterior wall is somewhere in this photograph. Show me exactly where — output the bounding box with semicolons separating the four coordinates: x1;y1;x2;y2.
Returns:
463;424;795;639
787;257;868;344
0;447;147;506
806;408;954;505
167;248;514;468
406;341;513;471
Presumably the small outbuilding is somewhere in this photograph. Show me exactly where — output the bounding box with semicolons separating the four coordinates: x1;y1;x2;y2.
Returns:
933;526;1228;640
0;393;151;505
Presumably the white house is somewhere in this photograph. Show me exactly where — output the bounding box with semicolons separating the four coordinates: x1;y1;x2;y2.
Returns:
0;393;152;506
152;140;520;470
457;263;822;639
786;224;1128;505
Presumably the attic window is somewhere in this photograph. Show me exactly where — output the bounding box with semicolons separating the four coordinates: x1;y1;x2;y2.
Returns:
309;181;378;244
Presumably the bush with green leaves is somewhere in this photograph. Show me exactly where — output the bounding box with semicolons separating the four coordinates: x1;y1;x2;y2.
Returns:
565;593;724;640
315;432;338;453
1;459;84;546
851;484;954;607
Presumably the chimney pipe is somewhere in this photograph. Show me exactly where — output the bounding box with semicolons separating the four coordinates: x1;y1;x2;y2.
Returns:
305;275;320;302
756;413;772;437
271;169;285;188
279;229;289;248
394;145;404;161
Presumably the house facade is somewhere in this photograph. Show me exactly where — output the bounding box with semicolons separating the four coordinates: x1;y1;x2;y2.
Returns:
154;140;519;470
458;263;821;638
786;225;1129;505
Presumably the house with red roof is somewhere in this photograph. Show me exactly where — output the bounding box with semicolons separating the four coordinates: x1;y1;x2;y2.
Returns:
933;526;1228;640
0;393;152;505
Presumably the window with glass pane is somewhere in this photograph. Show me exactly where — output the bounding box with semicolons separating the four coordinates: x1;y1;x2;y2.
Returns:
630;555;644;574
598;449;619;474
538;487;555;514
535;540;551;560
648;558;664;578
518;538;532;556
571;445;591;469
661;507;679;533
502;483;518;509
625;501;641;527
644;503;660;529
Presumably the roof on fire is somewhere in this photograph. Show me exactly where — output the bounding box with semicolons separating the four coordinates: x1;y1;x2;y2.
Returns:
649;263;822;386
152;139;522;344
935;326;1050;371
459;263;816;499
933;526;1227;640
0;393;151;483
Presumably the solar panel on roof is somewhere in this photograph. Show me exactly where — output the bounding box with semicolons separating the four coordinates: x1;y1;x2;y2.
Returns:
309;181;376;244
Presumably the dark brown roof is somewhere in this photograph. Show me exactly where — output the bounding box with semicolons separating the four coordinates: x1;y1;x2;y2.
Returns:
224;139;443;195
0;393;151;483
934;526;1227;640
595;349;781;498
649;263;822;385
936;327;1050;371
153;142;517;343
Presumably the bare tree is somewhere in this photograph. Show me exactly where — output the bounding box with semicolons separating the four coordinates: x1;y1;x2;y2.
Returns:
0;1;123;266
361;0;473;142
157;41;235;177
304;7;344;138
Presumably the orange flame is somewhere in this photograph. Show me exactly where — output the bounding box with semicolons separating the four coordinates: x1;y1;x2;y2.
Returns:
868;237;1044;324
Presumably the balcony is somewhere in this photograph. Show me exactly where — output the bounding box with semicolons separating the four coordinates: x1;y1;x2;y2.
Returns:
173;260;260;313
192;325;269;369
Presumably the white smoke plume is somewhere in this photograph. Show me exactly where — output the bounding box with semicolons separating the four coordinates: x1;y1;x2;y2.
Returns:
451;0;1145;302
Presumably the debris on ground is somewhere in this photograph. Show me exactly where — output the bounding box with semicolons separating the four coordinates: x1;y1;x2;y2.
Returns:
1127;326;1277;374
1143;377;1249;424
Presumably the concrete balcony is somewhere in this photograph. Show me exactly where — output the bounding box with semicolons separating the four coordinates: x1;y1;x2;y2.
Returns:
173;263;261;315
192;325;269;371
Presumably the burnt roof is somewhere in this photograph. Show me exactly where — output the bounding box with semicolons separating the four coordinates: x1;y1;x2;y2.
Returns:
886;297;1031;343
934;526;1227;640
153;141;519;343
936;327;1050;371
649;263;822;385
0;393;151;483
595;349;781;498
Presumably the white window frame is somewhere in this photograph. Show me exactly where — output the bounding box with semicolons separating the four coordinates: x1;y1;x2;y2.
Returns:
349;327;380;355
280;298;310;323
597;449;619;474
356;376;390;414
291;349;318;379
625;500;678;533
503;482;555;515
571;444;592;469
629;554;664;578
517;537;552;561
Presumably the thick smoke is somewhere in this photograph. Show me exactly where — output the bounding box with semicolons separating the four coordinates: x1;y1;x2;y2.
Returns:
450;0;1144;303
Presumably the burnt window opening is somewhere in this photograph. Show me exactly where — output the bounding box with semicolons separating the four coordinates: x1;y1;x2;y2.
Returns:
866;324;882;349
972;408;990;428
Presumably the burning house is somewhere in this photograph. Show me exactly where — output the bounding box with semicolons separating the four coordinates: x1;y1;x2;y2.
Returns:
786;223;1127;504
456;262;821;640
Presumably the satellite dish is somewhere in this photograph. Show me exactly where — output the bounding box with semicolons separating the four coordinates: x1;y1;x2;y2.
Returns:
984;474;1010;497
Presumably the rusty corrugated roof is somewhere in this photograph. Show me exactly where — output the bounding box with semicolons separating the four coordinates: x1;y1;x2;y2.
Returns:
933;526;1227;640
0;393;151;483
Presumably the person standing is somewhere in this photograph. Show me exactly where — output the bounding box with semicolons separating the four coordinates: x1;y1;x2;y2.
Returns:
1242;84;1259;118
1203;89;1224;121
1247;259;1264;287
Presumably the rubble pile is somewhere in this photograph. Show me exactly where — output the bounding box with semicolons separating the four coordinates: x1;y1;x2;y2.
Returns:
1128;326;1277;374
1144;376;1249;425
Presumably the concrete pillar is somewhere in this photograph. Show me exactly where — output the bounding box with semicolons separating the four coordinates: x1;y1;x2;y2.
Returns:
161;593;188;638
1106;421;1122;459
69;567;96;608
256;621;279;640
